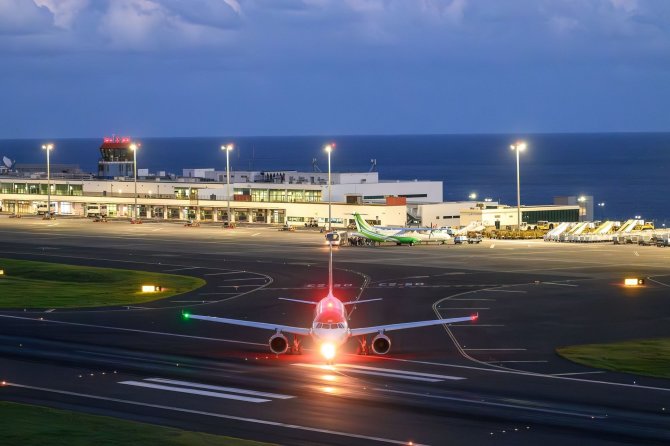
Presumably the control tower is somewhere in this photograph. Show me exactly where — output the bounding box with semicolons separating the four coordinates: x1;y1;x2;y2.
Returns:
98;136;134;178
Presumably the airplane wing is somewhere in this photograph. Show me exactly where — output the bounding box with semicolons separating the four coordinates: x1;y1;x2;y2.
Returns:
349;315;477;337
278;298;317;305
343;298;383;305
185;313;311;336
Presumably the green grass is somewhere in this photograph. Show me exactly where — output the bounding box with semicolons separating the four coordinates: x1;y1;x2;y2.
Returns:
0;258;205;308
557;338;670;379
0;401;273;446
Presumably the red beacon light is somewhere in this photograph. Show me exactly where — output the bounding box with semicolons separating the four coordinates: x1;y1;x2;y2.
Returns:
103;136;132;143
471;313;479;321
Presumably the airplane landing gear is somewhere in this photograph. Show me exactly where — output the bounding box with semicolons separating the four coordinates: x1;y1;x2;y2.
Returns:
356;337;370;355
290;336;303;355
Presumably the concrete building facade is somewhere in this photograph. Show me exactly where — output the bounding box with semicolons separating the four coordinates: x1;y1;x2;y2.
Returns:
0;177;406;227
460;204;581;229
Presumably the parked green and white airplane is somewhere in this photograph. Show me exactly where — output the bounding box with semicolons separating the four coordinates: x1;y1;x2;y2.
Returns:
352;212;451;245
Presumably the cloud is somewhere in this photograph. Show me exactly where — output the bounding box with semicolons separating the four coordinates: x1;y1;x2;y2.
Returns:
610;0;638;13
97;0;240;50
0;0;667;65
0;0;52;34
33;0;89;29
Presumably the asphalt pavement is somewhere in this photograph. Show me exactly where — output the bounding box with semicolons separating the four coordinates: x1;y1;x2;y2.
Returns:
0;216;668;445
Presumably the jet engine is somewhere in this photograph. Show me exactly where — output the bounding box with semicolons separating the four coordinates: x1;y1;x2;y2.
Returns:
269;333;289;354
371;333;391;355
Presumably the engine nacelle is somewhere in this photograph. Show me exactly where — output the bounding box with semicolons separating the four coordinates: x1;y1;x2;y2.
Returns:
371;333;391;355
269;333;289;354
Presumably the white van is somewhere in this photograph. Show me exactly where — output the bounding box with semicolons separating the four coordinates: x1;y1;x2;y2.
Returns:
325;231;342;246
86;204;107;217
36;202;56;215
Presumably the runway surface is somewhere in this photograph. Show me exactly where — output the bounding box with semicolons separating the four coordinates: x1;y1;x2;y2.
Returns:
0;217;669;445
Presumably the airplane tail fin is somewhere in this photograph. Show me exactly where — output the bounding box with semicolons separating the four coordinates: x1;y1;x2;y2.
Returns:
353;212;373;233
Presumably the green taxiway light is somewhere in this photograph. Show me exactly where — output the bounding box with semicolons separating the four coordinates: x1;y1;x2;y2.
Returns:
182;312;191;320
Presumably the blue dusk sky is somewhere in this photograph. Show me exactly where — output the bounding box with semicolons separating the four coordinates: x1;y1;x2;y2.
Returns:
1;0;669;138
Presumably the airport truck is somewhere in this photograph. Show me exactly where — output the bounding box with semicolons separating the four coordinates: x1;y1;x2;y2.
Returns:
36;202;56;215
86;204;107;217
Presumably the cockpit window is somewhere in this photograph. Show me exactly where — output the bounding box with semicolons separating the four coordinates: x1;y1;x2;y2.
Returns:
338;323;344;328
315;323;322;329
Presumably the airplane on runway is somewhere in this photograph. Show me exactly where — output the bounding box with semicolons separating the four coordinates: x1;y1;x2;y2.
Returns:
183;240;477;362
351;212;451;246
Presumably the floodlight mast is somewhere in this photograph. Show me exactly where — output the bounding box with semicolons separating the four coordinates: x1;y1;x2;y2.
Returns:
41;144;54;218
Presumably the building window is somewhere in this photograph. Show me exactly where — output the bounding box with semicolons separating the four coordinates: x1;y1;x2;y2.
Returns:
521;209;580;224
399;194;428;198
269;190;284;202
251;189;269;202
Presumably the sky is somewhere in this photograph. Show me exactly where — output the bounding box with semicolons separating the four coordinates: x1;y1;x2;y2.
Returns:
1;0;669;138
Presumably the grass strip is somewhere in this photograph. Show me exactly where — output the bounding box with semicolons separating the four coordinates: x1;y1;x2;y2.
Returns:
557;338;670;379
0;401;273;446
0;257;204;308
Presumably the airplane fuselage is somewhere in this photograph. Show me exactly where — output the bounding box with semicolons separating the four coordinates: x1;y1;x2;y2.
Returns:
310;293;350;348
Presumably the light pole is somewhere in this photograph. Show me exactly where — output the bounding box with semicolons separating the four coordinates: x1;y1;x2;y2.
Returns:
597;202;605;220
510;141;527;236
577;196;586;221
222;144;234;226
41;144;54;218
130;143;138;221
325;144;334;232
468;192;477;200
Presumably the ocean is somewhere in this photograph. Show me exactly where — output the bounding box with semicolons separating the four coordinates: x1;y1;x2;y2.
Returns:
1;133;669;224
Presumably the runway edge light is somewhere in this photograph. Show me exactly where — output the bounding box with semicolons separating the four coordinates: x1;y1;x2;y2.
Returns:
0;269;4;276
141;285;162;292
624;278;645;287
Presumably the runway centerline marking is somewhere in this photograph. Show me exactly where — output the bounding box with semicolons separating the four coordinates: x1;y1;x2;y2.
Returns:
118;381;270;403
146;378;295;399
4;382;426;446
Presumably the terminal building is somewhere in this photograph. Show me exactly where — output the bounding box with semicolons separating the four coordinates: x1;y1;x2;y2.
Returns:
0;137;584;229
460;204;580;229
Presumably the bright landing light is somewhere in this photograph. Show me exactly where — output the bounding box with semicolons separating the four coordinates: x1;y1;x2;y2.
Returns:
320;342;336;361
624;278;644;287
